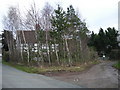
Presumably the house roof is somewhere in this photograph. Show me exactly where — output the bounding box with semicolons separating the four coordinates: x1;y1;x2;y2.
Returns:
17;30;37;44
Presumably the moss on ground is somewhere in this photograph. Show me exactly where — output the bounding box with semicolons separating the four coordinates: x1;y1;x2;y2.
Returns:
113;61;120;69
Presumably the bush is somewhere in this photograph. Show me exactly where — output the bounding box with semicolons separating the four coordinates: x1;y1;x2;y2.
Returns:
113;61;120;69
2;51;10;62
109;49;120;60
88;47;98;60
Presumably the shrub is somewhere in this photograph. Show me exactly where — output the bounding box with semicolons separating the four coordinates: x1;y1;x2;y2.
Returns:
2;51;10;62
109;49;120;60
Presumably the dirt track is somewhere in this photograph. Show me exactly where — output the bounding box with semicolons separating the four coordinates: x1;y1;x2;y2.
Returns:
46;60;118;88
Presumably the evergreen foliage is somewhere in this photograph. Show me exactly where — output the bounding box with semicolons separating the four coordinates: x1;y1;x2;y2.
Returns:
88;27;119;59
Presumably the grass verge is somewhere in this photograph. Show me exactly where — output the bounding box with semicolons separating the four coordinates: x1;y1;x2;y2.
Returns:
113;61;120;69
2;60;100;74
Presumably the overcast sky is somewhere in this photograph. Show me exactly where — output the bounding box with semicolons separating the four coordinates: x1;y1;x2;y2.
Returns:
0;0;119;33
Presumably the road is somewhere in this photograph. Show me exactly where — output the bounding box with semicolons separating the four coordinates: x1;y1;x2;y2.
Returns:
2;61;81;88
0;57;2;89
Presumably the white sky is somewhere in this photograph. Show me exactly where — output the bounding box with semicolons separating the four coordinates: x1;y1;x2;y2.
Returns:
0;0;119;33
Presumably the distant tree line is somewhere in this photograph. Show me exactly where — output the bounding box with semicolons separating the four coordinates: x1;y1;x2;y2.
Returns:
88;27;120;60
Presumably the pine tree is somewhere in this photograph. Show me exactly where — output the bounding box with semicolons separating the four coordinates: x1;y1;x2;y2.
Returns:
51;5;67;65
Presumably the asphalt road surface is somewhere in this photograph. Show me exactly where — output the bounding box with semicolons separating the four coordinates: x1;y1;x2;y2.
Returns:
2;61;81;88
0;57;2;89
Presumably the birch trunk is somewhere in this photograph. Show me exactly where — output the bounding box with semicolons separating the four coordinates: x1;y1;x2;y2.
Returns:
34;30;40;66
54;39;60;65
79;37;83;61
16;32;24;62
46;31;51;66
38;41;44;67
21;30;30;65
64;35;71;66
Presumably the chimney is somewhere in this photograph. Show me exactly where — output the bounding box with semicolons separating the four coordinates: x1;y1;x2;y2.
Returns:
35;24;40;31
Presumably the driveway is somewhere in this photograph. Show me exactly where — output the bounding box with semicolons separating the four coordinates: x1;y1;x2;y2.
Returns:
50;61;118;88
2;62;81;88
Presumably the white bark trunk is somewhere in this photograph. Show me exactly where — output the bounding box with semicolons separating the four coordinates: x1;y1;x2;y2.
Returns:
79;37;83;60
54;39;60;65
21;30;30;64
64;35;71;66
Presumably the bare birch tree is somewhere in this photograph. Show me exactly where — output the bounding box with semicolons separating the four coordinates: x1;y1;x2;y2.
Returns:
3;6;21;62
24;2;44;66
41;2;54;66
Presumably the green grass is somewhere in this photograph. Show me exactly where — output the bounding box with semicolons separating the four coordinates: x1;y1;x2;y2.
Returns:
3;61;39;73
2;60;100;74
113;61;120;69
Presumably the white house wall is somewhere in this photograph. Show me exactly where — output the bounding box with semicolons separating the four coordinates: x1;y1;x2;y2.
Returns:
20;43;59;52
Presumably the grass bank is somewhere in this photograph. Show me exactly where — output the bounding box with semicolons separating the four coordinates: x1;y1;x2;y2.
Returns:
113;61;120;69
3;60;100;74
